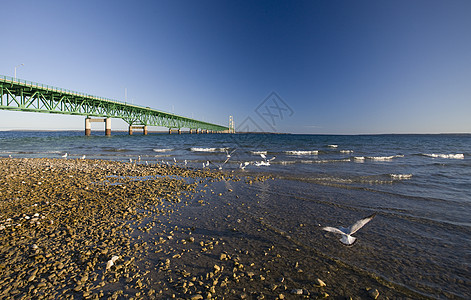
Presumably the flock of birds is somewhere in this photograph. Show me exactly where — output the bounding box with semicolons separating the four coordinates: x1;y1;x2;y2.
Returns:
200;149;277;170
57;147;376;247
58;148;275;171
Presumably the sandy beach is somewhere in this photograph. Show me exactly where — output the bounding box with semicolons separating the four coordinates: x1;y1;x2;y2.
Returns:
0;158;427;299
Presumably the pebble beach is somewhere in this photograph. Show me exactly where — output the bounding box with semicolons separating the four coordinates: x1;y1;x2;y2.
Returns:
0;157;429;300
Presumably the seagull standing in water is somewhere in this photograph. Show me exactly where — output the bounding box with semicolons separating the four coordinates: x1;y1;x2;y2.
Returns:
255;153;275;166
239;162;250;170
322;213;376;246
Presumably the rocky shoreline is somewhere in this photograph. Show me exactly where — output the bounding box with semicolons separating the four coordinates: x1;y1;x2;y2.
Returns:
0;158;422;299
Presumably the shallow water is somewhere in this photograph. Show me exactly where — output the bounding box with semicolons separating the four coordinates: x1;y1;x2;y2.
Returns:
1;131;470;298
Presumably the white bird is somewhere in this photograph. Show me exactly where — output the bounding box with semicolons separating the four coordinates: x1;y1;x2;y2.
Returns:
225;148;237;158
81;155;86;160
129;158;132;163
255;154;276;166
207;160;223;170
106;255;120;270
62;153;68;159
239;162;250;170
322;213;376;246
261;153;276;162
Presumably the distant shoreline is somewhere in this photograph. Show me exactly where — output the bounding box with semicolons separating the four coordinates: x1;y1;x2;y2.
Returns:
0;129;469;136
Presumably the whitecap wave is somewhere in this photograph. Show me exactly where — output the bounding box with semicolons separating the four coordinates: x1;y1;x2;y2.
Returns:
367;155;404;161
251;151;267;155
340;150;354;154
390;174;413;180
191;147;226;152
354;156;365;160
314;158;351;163
300;160;314;164
152;148;173;153
423;153;464;159
285;150;319;155
327;144;338;148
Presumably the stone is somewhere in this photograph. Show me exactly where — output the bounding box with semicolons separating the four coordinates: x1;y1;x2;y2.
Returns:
314;278;326;287
368;288;380;299
291;289;303;295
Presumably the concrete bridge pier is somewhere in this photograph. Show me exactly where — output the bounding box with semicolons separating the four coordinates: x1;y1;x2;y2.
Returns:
168;128;182;134
85;117;111;136
129;125;147;135
85;118;91;136
105;118;111;136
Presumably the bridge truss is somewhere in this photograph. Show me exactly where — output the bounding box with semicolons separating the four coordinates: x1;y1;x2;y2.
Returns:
0;75;228;132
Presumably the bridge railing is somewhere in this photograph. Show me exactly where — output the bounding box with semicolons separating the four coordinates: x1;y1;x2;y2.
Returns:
0;74;129;105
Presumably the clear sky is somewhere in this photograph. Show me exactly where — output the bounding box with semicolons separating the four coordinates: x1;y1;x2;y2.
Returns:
1;0;470;134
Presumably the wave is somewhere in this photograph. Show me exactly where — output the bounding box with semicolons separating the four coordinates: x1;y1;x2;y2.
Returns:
390;174;413;180
277;158;351;165
251;151;267;155
102;148;129;152
354;156;365;161
340;150;354;154
314;158;351;163
285;150;319;155
190;147;226;152
327;144;338;148
423;153;464;159
152;148;173;153
367;155;404;161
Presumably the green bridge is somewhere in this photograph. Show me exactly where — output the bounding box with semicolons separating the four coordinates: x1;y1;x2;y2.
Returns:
0;75;231;135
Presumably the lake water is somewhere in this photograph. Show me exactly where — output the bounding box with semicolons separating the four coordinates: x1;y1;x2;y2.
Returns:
1;131;470;298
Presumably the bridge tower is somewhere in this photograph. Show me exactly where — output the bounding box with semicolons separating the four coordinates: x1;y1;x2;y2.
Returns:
229;116;235;133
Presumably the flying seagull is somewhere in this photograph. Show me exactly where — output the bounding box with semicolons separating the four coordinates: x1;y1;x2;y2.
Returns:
322;213;376;245
225;148;237;158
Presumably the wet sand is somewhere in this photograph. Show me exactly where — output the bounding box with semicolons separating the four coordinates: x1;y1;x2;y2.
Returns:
0;158;425;299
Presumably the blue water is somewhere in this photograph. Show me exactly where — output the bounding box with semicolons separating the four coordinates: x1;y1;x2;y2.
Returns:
1;131;470;298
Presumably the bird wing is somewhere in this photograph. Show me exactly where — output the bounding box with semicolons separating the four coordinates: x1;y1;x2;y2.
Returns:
322;226;345;235
260;153;266;159
349;213;376;235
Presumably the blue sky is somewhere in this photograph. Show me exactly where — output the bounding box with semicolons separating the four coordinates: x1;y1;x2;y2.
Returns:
1;0;470;134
